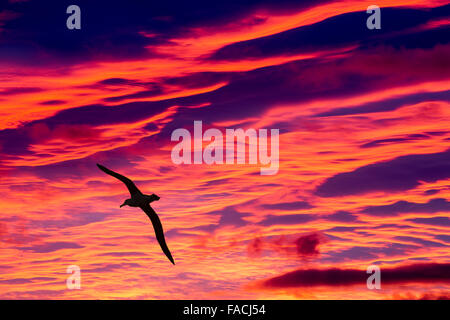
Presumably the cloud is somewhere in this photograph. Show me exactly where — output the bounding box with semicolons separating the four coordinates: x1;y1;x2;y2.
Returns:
0;87;42;95
21;241;84;253
167;206;251;238
247;237;264;257
314;90;450;118
28;211;116;230
319;242;420;263
325;210;360;222
30;100;170;127
316;150;450;197
360;133;430;149
208;6;450;61
295;233;322;257
207;206;251;229
97;78;145;86
361;198;450;217
394;236;445;248
434;235;450;243
417;292;450;300
84;263;142;273
0;289;67;299
104;86;164;103
259;214;316;226
1;0;449;300
424;189;440;195
261;200;313;211
0;277;56;285
246;233;326;259
98;252;147;257
28;123;101;143
0;0;326;67
407;217;450;227
261;263;450;288
38;100;66;106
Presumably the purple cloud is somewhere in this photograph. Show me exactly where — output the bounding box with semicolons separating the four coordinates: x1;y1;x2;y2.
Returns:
316;150;450;197
21;241;84;253
407;217;450;227
261;200;313;211
362;198;450;216
261;263;450;288
260;214;316;226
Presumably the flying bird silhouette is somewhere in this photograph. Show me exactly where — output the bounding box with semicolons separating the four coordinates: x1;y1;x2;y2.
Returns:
96;163;175;265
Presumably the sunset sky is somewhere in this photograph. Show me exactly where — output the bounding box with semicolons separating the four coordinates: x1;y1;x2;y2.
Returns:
0;0;449;299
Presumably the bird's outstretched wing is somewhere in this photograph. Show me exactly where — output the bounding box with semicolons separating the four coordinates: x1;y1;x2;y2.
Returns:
140;203;175;265
97;163;142;197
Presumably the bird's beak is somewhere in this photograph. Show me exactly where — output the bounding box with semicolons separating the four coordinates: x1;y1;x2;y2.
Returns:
120;203;125;208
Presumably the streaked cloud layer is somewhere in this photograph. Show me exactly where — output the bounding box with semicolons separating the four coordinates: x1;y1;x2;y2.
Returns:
0;0;449;299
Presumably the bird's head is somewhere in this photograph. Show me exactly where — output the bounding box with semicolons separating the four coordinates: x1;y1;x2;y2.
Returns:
150;194;160;202
120;199;132;208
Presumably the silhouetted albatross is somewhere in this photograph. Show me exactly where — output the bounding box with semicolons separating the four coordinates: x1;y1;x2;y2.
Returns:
96;164;175;265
